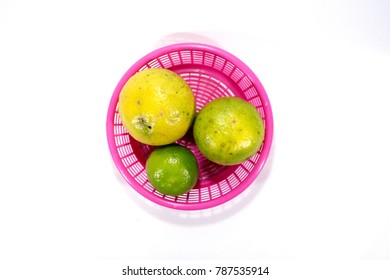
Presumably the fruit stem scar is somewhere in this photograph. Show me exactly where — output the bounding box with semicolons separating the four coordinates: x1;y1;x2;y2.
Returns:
133;115;153;134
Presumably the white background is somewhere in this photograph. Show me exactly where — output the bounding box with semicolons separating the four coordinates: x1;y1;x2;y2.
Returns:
1;0;390;279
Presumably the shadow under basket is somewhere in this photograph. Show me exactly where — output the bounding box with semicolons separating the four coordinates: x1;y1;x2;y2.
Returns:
106;43;274;210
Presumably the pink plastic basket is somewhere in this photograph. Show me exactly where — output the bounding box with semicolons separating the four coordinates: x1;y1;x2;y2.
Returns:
106;43;273;210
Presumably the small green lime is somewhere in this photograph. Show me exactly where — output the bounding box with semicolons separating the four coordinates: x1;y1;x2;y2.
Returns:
146;144;199;196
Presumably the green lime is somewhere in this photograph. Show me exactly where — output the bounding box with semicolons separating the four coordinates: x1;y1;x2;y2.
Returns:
193;97;265;165
146;144;199;196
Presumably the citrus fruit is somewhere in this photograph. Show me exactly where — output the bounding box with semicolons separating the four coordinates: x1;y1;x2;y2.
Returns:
146;144;199;196
118;68;195;146
193;97;265;165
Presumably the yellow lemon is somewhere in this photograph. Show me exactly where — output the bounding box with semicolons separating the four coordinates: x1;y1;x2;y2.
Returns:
193;97;265;165
118;68;195;146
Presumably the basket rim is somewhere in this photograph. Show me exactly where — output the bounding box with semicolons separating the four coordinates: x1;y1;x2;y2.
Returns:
106;42;274;210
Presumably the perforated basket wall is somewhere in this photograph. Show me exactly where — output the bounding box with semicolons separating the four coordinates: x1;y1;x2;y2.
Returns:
106;43;273;210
